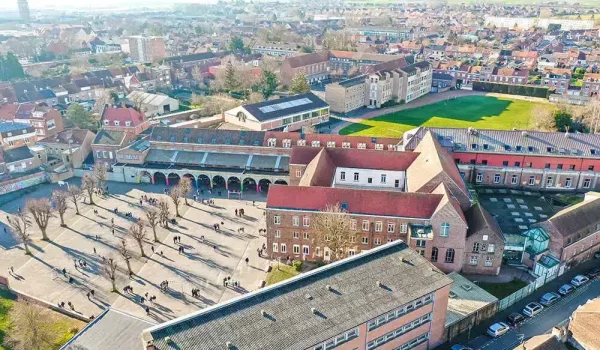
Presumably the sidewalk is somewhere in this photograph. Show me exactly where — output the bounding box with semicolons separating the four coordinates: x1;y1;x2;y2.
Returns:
445;258;600;348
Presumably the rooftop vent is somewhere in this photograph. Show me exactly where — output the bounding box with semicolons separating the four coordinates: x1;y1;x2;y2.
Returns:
326;285;333;291
449;291;457;298
226;341;233;349
305;293;312;300
468;127;478;135
311;307;317;314
565;131;570;138
261;309;266;316
461;284;473;292
164;337;171;343
376;281;382;287
521;131;528;138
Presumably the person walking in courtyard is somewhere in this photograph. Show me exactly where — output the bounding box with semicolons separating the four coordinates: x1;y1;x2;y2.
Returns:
245;257;249;266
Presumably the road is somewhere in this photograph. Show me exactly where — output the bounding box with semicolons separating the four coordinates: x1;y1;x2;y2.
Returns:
468;278;599;349
444;258;600;350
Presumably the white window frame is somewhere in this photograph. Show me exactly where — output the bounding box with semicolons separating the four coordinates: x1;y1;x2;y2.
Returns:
387;223;395;233
293;244;300;254
485;257;493;266
351;219;357;230
381;174;387;183
275;229;281;238
470;256;478;265
292;216;300;227
280;243;286;253
476;173;483;183
273;215;281;225
400;223;408;233
493;173;500;184
362;220;370;231
302;245;309;255
375;221;383;232
303;217;310;227
272;243;278;252
511;175;518;185
362;237;369;245
440;223;450;237
529;176;536;186
340;171;346;181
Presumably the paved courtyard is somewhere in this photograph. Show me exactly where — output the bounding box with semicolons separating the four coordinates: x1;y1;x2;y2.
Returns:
0;180;269;323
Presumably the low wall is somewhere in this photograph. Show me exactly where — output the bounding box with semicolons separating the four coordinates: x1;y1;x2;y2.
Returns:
0;172;47;195
549;93;591;106
73;169;125;183
0;276;91;322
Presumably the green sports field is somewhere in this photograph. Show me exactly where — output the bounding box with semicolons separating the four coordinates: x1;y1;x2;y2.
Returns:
338;95;551;138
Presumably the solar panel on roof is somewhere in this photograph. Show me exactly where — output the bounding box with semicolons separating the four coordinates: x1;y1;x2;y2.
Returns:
258;97;312;113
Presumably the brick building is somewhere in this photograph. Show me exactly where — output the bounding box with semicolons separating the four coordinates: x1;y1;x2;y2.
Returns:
403;127;600;192
37;128;96;169
0;103;64;140
266;132;505;275
141;241;453;350
100;106;150;135
582;72;600;97
224;93;329;132
0;121;36;150
128;36;166;63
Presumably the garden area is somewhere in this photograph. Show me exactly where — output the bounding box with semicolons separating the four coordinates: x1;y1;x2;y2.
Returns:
478;279;529;299
0;289;84;350
339;95;552;137
265;262;302;286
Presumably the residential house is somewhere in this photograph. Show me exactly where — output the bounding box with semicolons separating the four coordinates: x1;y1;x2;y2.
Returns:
37;128;95;169
0;121;36;150
100;106;150;135
126;91;179;117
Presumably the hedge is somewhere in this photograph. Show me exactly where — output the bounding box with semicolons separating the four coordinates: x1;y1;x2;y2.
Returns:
472;81;552;99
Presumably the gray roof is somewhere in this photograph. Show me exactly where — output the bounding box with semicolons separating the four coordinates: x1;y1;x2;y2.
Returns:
445;272;498;327
93;130;127;146
143;241;452;350
61;308;155;350
3;145;33;163
204;152;248;168
242;93;329;122
406;127;600;159
150;127;265;146
338;75;367;88
146;149;177;163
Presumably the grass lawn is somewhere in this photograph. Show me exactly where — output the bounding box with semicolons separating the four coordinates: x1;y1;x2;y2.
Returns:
0;288;84;350
478;279;529;299
0;289;16;350
266;264;300;286
339;95;552;138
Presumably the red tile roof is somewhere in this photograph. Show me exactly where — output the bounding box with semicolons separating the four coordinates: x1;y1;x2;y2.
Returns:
267;185;444;219
0;104;18;120
290;146;419;171
101;107;146;127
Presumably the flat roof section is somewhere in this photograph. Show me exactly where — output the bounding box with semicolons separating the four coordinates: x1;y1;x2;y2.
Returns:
476;188;556;235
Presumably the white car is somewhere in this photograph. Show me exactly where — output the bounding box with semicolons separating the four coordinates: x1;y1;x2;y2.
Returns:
487;322;510;338
523;302;544;317
540;292;560;306
558;284;575;296
571;275;590;287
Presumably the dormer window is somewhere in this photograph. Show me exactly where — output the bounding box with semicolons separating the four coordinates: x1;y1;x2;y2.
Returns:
471;144;478;150
483;144;489;150
297;140;306;146
114;121;120;126
357;143;366;149
282;139;291;148
342;142;351;148
327;141;336;148
103;120;109;126
516;145;522;152
268;138;277;147
528;146;534;152
311;140;321;147
125;121;131;127
546;147;553;153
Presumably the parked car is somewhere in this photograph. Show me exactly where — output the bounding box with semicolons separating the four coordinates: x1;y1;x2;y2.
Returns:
540;292;560;306
451;345;472;350
523;302;544;317
571;275;590;287
507;312;525;326
586;267;600;279
558;284;575;296
487;322;510;338
594;251;600;259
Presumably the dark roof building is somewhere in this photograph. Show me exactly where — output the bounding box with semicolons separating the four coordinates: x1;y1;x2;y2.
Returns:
142;241;453;350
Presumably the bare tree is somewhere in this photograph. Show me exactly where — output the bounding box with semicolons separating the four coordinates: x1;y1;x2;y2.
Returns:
178;177;192;206
5;302;55;350
584;97;600;134
531;106;556;131
168;186;182;217
128;220;147;257
311;203;359;262
67;185;84;215
93;162;109;190
26;198;54;241
81;173;98;205
7;212;32;255
118;240;133;276
145;208;160;242
52;190;69;227
102;256;119;292
158;199;170;229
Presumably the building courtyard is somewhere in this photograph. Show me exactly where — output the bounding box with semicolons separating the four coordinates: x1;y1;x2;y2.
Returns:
0;180;269;323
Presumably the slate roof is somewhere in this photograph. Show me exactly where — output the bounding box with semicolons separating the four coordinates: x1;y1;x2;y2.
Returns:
465;203;505;240
338;74;366;88
2;145;33;163
242;93;328;122
267;184;443;218
0;121;34;137
38;128;93;145
283;51;330;69
292;146;419;170
540;193;600;239
405;127;600;160
445;273;498;327
150;127;265;146
93;130;127;146
61;308;155;350
144;241;452;350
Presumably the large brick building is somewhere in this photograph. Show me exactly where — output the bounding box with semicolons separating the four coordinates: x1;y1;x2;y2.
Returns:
403;127;600;191
140;241;453;350
266;132;505;275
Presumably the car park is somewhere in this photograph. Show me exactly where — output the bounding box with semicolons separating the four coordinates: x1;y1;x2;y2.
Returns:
523;302;544;317
558;284;575;296
487;322;510;338
586;267;600;279
571;275;590;287
540;292;560;306
507;312;525;327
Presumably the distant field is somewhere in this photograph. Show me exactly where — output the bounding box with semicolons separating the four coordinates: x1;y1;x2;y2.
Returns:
338;95;552;138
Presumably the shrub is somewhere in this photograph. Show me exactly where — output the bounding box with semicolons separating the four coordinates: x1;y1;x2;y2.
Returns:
292;261;303;272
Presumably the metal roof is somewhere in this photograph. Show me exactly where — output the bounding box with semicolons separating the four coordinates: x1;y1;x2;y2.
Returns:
243;93;329;122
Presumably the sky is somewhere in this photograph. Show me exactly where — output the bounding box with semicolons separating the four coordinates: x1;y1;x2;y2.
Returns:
2;0;216;11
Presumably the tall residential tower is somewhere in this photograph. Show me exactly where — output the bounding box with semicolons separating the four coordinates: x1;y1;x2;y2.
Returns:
17;0;30;22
